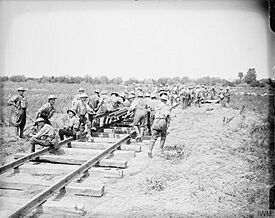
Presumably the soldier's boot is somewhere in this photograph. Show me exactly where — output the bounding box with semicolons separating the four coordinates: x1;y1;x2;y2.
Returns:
134;126;141;141
139;127;145;141
148;141;154;158
160;139;166;153
19;127;24;138
86;123;93;142
16;127;19;136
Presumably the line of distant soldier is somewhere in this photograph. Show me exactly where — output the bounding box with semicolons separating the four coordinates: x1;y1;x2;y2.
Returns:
8;84;230;158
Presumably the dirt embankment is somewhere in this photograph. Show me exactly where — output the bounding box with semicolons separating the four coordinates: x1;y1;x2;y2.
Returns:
84;104;271;218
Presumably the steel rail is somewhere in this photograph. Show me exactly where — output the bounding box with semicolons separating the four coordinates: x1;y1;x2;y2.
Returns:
0;108;128;175
0;137;74;175
8;131;135;218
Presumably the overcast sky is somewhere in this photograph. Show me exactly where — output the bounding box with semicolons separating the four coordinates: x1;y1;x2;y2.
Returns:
0;0;274;80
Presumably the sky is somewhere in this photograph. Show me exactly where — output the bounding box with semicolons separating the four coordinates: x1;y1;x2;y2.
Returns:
0;0;274;80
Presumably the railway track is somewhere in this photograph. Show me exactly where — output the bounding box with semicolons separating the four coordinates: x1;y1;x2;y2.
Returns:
0;108;143;217
0;104;179;217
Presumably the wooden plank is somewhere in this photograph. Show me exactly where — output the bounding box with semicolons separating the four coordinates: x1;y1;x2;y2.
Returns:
0;138;74;175
120;144;141;152
66;184;105;197
92;133;129;139
9;131;134;218
111;127;134;131
16;163;123;178
0;177;105;197
103;129;132;134
0;197;86;216
14;153;128;168
60;148;135;158
71;141;141;152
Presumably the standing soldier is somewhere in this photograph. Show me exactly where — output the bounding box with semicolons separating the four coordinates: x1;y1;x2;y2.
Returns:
29;118;57;153
88;89;100;112
73;93;94;141
148;94;171;158
126;91;148;142
8;87;28;138
144;92;152;135
36;95;57;125
223;87;231;107
218;87;224;103
72;88;85;108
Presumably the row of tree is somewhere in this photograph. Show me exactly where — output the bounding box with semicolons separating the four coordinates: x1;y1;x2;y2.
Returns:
0;68;274;87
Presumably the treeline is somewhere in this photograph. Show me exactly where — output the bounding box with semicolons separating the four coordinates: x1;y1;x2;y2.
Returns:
0;68;274;87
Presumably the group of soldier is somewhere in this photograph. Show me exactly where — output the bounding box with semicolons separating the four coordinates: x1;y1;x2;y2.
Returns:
7;84;230;158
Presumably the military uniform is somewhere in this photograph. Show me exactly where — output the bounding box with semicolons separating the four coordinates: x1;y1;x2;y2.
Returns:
59;109;80;140
127;93;148;141
148;95;170;158
36;102;55;125
30;119;56;152
8;89;28;138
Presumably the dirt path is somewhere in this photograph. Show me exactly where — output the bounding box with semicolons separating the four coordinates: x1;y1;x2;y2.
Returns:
51;103;268;218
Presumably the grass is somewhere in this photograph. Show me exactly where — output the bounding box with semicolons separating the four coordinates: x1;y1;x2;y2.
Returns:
1;81;127;128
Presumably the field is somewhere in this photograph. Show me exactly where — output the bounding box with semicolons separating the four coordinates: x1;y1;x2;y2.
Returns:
0;81;274;217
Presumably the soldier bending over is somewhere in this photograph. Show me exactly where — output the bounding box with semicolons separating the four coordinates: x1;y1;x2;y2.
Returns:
148;95;171;158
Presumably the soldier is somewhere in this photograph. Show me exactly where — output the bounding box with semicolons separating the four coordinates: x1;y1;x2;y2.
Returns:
194;86;203;107
120;92;131;107
72;88;85;108
110;91;124;109
95;90;113;127
36;95;57;125
73;93;94;141
144;92;152;135
223;87;231;107
148;94;171;158
126;91;148;142
58;109;80;140
29;118;57;152
218;87;224;103
8;87;28;138
88;89;100;112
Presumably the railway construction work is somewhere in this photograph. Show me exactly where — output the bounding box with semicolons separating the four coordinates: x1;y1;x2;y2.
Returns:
0;104;179;218
0;86;273;217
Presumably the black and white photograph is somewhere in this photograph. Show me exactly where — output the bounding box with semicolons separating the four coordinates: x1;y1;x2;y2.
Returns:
0;0;275;217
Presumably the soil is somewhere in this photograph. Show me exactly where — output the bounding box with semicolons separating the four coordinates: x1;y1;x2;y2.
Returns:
1;103;271;217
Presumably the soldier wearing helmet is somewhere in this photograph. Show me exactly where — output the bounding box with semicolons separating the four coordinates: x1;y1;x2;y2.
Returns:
72;88;85;108
148;94;171;158
29;117;56;153
35;95;57;125
73;93;95;141
126;91;148;142
143;92;152;135
8;87;28;138
58;108;80;141
223;87;231;107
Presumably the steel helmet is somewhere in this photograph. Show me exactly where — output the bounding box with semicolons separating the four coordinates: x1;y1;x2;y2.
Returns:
78;88;85;92
160;95;168;101
67;108;77;116
35;117;45;124
145;92;150;97
128;94;135;99
94;89;100;94
17;87;25;92
79;93;89;98
48;95;57;100
137;92;144;97
101;90;108;95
